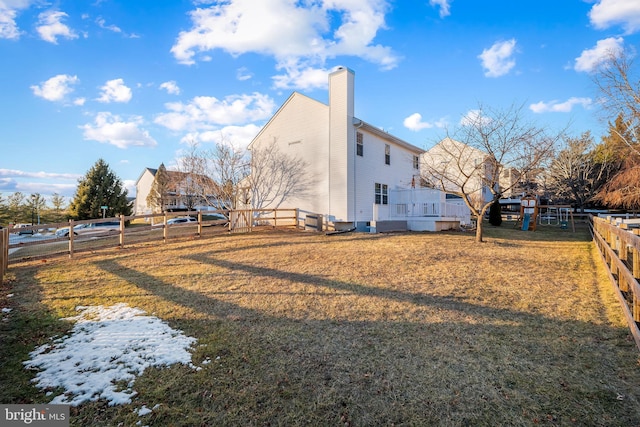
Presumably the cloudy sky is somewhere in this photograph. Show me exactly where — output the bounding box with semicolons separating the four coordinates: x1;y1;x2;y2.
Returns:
1;0;639;200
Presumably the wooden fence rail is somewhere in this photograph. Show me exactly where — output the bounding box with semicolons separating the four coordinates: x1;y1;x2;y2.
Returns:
0;208;304;280
592;215;640;350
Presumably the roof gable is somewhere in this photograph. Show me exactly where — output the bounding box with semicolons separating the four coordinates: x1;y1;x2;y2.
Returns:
248;91;328;150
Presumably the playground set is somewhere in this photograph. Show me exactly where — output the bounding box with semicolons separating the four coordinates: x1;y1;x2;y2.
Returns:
513;196;575;232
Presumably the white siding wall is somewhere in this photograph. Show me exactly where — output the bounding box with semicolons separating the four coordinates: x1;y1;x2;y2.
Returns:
250;93;330;214
353;130;420;223
134;170;155;215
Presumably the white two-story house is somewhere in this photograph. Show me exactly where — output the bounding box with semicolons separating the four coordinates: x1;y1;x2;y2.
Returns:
248;67;430;231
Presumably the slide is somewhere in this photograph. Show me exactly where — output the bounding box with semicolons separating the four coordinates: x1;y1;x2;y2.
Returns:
521;213;530;231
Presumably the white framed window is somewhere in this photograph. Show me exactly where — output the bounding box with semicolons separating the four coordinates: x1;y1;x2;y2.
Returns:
375;183;388;205
357;132;363;156
385;144;390;165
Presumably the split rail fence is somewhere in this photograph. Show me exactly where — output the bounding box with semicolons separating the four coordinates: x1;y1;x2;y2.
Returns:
0;208;304;282
592;215;640;350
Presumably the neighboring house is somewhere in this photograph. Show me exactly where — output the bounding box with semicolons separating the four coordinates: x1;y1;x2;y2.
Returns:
421;137;497;207
134;167;218;215
248;67;434;231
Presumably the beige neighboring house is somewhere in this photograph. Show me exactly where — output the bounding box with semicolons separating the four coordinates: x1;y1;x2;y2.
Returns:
134;167;218;215
421;137;498;206
248;67;429;231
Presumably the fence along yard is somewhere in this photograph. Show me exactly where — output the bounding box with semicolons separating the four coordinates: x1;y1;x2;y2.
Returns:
0;208;299;271
592;215;640;350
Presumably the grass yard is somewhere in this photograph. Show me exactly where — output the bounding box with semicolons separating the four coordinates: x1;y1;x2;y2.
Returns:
2;222;640;426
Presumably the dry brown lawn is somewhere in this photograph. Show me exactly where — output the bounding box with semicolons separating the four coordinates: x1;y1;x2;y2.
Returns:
2;222;640;426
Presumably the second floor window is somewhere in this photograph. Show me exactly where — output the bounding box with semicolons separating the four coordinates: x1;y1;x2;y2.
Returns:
385;144;390;165
413;155;419;170
357;132;363;156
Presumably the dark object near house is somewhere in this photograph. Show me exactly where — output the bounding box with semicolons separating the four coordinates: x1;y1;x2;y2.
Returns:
489;200;502;226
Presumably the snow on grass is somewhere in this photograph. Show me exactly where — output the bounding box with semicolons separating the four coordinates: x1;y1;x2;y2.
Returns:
23;303;197;407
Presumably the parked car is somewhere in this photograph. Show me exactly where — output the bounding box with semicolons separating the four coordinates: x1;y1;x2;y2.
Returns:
166;216;197;225
204;212;228;226
55;221;120;237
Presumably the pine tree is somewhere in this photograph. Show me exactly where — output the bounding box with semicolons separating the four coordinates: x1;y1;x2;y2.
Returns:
69;159;132;220
488;199;502;226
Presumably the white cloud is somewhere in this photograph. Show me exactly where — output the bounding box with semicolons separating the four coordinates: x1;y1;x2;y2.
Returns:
478;39;517;77
31;74;79;102
181;124;263;150
97;79;132;103
589;0;640;34
272;63;333;90
529;97;592;113
36;10;77;44
81;112;157;149
96;16;121;33
0;0;33;39
159;80;180;95
154;93;275;131
403;113;447;131
429;0;452;18
236;67;253;81
574;37;624;72
0;168;81;180
460;109;492;127
170;0;399;86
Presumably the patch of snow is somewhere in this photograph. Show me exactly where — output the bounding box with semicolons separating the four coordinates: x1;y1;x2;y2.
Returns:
137;405;153;416
23;303;197;407
2;308;12;313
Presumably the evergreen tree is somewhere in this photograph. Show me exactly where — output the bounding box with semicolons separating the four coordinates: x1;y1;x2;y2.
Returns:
488;199;502;226
69;159;132;220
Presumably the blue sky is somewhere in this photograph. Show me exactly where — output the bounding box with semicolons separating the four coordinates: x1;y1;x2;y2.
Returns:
1;0;640;201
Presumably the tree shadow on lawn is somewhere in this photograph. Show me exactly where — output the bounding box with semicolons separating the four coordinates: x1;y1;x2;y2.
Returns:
89;252;640;426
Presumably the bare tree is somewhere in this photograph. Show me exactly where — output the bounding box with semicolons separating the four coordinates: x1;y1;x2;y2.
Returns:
146;163;172;213
247;140;309;210
204;141;250;210
174;142;215;211
7;192;25;224
50;193;66;212
593;50;640;152
592;51;640;208
545;132;615;211
422;104;562;242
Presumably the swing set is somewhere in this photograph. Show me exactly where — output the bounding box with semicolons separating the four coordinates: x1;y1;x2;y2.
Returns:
514;196;575;232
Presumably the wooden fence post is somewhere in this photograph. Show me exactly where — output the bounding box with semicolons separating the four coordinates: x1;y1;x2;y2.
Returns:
163;212;168;242
198;211;203;237
68;219;75;258
119;215;125;248
0;228;6;284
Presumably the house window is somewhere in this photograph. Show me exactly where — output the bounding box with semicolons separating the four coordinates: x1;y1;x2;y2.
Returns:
385;144;390;165
356;132;363;156
375;183;388;205
413;155;419;170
